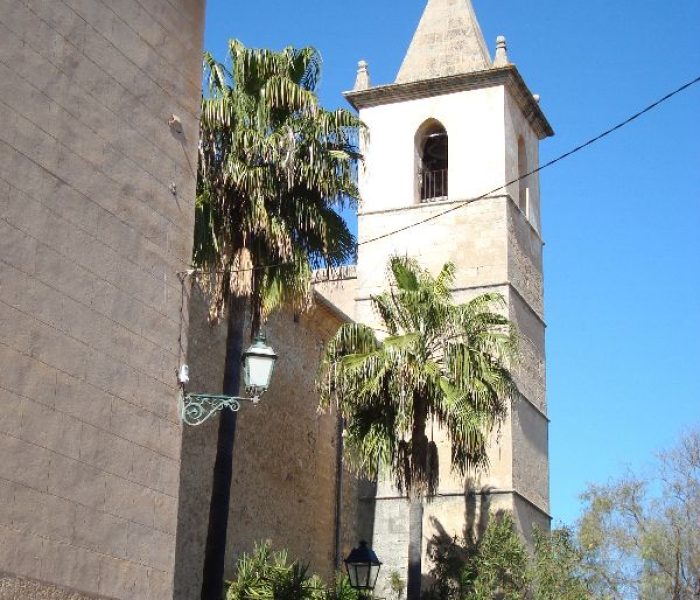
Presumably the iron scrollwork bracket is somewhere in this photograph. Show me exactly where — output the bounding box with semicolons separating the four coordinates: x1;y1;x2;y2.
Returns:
179;391;259;426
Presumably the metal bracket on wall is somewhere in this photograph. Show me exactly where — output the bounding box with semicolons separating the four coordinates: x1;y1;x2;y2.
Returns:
178;391;258;426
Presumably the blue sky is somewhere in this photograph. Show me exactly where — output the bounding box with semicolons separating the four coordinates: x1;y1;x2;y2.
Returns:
204;1;700;526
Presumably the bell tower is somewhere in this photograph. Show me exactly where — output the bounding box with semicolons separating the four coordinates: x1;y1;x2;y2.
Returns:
345;0;554;595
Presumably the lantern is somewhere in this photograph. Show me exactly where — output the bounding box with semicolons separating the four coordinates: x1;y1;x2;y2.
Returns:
344;540;382;593
242;332;278;398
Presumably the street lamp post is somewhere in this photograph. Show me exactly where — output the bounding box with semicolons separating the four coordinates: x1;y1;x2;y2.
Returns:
345;540;382;599
178;332;278;426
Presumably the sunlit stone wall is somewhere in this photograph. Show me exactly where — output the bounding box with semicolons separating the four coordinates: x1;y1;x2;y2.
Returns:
0;1;204;597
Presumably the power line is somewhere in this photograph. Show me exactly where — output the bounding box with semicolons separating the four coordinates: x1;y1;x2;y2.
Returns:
180;74;700;275
357;74;700;246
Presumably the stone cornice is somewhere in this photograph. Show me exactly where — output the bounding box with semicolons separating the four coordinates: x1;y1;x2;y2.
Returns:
357;194;544;247
345;65;554;140
362;488;552;520
357;194;509;217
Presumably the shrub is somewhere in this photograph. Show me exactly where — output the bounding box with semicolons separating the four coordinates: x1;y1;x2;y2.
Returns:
225;542;361;600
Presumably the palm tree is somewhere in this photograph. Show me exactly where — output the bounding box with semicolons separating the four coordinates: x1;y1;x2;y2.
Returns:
195;40;362;600
318;256;518;600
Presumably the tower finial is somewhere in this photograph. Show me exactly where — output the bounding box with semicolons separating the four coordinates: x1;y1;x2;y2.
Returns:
493;35;509;67
354;60;370;91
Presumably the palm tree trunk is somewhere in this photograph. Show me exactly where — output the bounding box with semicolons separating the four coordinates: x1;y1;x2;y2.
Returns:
201;295;247;600
407;397;427;600
407;497;424;600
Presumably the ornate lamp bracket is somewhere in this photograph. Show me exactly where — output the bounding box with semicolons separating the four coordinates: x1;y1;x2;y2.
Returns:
176;332;276;427
178;390;261;426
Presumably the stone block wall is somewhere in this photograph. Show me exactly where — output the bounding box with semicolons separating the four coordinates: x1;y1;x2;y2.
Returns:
313;266;358;320
506;199;550;528
172;284;227;600
0;1;204;597
352;74;551;595
174;291;357;598
354;194;547;594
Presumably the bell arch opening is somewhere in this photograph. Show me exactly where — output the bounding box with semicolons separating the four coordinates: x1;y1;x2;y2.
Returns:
415;119;448;203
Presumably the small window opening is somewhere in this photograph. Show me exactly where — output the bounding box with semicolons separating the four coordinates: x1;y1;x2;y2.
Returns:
517;136;529;215
418;122;448;202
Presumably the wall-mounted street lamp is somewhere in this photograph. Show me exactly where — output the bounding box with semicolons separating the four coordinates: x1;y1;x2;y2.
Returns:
178;333;278;426
344;540;382;598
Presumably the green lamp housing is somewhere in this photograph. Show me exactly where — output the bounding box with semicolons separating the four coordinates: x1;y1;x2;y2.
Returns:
344;540;382;591
242;332;278;398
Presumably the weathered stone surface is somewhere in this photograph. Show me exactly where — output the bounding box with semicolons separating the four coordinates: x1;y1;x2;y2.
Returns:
396;0;492;83
10;484;77;544
174;287;353;598
352;3;552;593
104;473;157;529
0;0;205;597
313;266;358;320
0;573;102;600
97;556;149;600
0;434;51;492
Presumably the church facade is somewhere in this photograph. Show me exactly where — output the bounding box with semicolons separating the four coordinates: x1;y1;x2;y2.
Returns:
0;0;551;598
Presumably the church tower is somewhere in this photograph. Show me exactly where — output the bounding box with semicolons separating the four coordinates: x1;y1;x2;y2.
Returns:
344;0;554;595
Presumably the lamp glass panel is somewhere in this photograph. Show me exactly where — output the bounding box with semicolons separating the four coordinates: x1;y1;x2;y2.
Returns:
369;564;381;588
245;355;274;389
346;564;359;588
355;564;370;588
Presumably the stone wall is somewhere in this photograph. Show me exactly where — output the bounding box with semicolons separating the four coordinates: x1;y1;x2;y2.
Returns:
174;290;355;598
353;75;550;595
313;266;358;320
0;573;99;600
0;1;204;597
172;284;227;600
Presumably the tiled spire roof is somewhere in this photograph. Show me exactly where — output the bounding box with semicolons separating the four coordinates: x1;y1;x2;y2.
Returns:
396;0;492;84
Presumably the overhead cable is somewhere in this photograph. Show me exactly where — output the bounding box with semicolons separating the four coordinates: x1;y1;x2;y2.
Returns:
180;74;700;275
357;74;700;246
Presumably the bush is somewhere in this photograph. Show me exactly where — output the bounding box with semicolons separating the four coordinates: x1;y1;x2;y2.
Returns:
225;542;361;600
422;512;592;600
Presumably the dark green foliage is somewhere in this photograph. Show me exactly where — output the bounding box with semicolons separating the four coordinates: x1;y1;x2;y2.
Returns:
225;542;361;600
319;257;518;498
461;513;529;600
422;513;593;600
196;40;362;330
530;527;591;600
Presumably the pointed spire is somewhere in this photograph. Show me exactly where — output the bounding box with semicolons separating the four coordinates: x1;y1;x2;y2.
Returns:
396;0;492;84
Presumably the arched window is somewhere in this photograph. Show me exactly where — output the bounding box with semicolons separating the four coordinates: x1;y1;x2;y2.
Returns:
517;136;529;214
416;120;448;202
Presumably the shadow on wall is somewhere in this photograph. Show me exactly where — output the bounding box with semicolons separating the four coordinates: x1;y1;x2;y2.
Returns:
421;480;495;596
356;477;378;558
173;282;229;600
175;282;361;594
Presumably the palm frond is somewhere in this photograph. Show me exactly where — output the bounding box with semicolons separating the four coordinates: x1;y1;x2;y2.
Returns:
318;258;519;497
195;40;364;328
